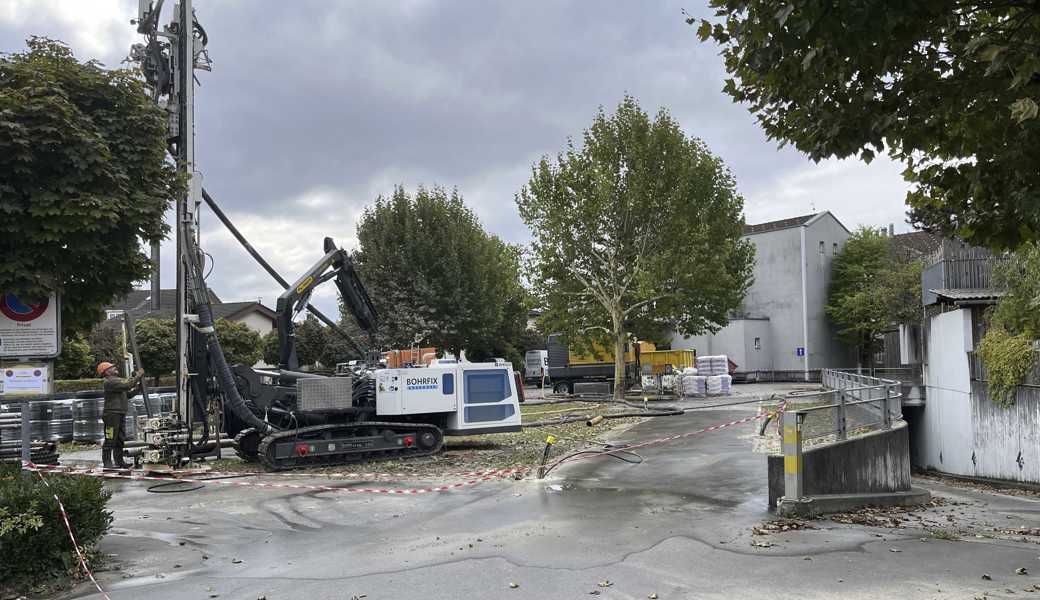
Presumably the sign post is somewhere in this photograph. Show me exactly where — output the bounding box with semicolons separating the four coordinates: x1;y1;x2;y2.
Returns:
0;292;60;472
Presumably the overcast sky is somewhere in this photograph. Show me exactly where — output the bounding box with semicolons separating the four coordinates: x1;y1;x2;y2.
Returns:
1;1;915;317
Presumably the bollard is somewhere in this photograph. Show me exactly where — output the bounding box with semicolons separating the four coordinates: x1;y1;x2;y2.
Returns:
537;434;557;479
782;410;804;501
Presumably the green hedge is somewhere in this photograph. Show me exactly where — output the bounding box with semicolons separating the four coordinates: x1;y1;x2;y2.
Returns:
0;465;113;594
54;375;176;393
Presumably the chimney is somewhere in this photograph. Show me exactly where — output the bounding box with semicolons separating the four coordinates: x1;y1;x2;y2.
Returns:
889;223;895;237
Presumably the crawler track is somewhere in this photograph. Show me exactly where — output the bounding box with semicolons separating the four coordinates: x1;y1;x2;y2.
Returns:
256;421;443;471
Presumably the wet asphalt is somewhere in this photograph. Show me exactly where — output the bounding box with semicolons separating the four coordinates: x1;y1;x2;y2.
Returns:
52;389;1040;600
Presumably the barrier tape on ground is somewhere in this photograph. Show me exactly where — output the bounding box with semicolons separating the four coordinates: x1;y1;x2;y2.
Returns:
23;462;529;496
32;463;524;483
547;403;786;471
28;464;112;600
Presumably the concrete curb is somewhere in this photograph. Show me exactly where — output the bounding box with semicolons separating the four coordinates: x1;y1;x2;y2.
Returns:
777;486;932;518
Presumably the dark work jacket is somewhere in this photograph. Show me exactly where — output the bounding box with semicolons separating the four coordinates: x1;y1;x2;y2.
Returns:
103;376;141;415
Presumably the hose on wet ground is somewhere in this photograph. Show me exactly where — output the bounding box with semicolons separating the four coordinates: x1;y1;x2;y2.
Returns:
146;472;257;493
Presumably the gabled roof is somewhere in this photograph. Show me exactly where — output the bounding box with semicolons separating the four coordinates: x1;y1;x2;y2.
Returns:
743;213;816;235
101;289;274;326
892;231;942;258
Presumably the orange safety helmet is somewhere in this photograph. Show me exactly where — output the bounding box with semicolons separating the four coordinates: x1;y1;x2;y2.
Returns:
96;362;116;376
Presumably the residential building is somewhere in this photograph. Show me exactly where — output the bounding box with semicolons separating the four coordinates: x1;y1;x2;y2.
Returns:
102;289;277;335
670;211;855;374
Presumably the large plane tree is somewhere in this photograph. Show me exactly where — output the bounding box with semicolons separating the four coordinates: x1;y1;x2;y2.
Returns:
518;96;754;398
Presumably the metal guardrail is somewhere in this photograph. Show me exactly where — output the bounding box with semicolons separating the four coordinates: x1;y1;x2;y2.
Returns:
782;369;903;500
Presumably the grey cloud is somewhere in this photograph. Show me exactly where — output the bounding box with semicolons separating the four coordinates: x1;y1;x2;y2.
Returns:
2;1;912;317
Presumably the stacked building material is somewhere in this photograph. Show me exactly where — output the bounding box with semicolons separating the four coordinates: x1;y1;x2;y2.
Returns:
706;374;732;396
695;355;730;376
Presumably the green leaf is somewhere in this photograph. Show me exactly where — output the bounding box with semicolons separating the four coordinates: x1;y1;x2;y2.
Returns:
801;48;818;71
697;19;713;42
1010;98;1039;124
978;45;1006;62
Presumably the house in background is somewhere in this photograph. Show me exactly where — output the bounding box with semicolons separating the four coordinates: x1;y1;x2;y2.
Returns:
671;211;855;375
102;289;277;335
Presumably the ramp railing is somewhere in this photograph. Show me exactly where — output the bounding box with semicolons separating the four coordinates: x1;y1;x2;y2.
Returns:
782;370;903;500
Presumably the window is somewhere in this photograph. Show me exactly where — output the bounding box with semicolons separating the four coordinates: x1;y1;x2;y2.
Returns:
754;337;761;350
819;241;825;254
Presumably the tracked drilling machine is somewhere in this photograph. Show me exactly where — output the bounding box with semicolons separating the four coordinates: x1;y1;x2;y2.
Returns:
128;1;522;470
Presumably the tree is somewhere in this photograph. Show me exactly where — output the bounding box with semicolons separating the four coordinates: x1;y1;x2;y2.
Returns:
54;336;93;379
87;324;121;370
261;330;280;366
0;38;184;334
213;319;262;367
320;318;365;367
977;243;1040;405
826;228;924;366
354;186;530;360
293;314;328;369
134;319;176;380
517;96;755;398
693;3;1040;250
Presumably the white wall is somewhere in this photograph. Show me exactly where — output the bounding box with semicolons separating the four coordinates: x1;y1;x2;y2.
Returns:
915;308;974;474
742;227;805;370
742;319;772;371
235;311;275;335
803;214;855;369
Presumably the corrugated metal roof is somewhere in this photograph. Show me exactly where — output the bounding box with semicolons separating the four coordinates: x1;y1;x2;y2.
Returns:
929;288;1005;301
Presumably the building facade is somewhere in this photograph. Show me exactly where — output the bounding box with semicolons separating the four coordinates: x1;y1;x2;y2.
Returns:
671;211;855;373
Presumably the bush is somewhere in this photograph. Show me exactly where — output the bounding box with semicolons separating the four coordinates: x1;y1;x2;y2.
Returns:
0;464;112;594
977;328;1036;407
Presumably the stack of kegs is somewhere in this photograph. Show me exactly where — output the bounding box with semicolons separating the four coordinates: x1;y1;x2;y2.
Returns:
72;398;104;443
47;397;74;442
0;401;21;443
28;398;52;442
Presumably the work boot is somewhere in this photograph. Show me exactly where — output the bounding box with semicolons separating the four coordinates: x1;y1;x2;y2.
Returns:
114;445;130;469
102;448;114;470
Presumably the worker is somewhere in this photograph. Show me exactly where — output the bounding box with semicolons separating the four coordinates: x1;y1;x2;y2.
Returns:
97;362;144;469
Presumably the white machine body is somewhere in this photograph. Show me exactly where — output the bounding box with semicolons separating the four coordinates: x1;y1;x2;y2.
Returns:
375;362;521;435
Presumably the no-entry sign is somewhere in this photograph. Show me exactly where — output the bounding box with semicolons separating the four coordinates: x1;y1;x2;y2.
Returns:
0;292;61;359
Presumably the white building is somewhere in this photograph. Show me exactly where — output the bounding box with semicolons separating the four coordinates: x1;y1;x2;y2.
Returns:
671;211;855;374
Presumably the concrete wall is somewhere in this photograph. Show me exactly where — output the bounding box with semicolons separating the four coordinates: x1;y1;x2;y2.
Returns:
802;213;855;369
741;318;771;371
768;422;912;509
915;307;1040;482
914;308;974;474
742;227;804;371
670;318;772;371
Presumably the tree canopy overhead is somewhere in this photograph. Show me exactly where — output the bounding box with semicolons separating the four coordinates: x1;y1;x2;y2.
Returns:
694;2;1040;250
354;186;528;360
0;38;183;335
518;96;754;397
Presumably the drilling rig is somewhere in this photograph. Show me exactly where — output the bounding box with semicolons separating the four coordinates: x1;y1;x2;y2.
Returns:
126;1;522;470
